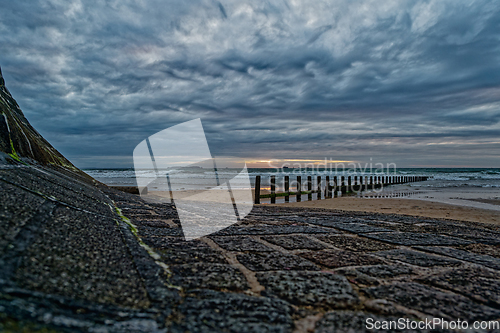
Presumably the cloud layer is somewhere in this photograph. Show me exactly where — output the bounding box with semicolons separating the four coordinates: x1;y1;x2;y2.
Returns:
1;0;499;167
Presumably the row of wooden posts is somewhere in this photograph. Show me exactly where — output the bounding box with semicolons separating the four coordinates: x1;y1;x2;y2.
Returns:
254;175;429;204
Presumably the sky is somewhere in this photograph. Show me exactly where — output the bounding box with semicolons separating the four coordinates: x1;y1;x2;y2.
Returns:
1;0;499;168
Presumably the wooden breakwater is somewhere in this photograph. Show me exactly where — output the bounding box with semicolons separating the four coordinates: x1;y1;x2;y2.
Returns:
254;175;429;204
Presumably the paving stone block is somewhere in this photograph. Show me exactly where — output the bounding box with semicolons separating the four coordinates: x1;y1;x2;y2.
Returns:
331;223;394;233
356;265;416;278
456;243;500;258
213;225;335;236
136;225;184;237
141;236;204;249
334;268;380;287
419;224;500;245
300;250;383;269
171;263;249;291
363;232;472;246
364;282;500;321
0;181;46;255
237;252;318;271
172;290;293;333
137;220;176;228
374;249;460;267
159;247;228;265
0;168;113;216
12;206;150;308
257;271;359;308
261;235;326;250
308;220;392;233
315;311;428;333
418;267;500;306
210;236;275;252
316;235;394;252
368;215;428;224
293;216;370;225
416;246;500;270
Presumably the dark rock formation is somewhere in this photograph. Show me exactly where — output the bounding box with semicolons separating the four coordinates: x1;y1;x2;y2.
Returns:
0;67;79;170
0;66;178;331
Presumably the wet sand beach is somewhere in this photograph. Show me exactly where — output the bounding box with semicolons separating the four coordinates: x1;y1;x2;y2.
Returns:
277;197;500;225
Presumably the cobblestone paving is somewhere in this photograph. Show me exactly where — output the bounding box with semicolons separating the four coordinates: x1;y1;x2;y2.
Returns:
3;165;500;332
109;194;500;332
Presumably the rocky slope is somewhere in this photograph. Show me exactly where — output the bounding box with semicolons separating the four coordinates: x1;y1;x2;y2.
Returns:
0;67;80;170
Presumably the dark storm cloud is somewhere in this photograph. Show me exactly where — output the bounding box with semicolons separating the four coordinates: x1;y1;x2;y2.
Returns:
0;0;499;167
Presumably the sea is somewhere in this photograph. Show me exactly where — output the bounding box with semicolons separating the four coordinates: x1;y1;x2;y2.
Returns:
84;167;500;210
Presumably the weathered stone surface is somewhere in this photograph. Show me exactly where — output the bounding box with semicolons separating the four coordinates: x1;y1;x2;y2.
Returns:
364;282;500;321
300;249;384;268
303;216;369;226
159;247;228;265
136;225;184;237
416;224;500;245
141;236;201;249
139;220;177;228
456;243;500;258
171;263;249;291
374;249;460;267
316;235;394;252
261;235;326;250
418;267;500;306
211;236;275;252
170;290;294;333
0;168;113;216
356;265;416;278
363;232;472;246
237;252;318;271
0;181;46;255
213;225;335;236
10;205;150;308
416;246;500;270
333;268;380;287
327;223;394;233
257;271;358;308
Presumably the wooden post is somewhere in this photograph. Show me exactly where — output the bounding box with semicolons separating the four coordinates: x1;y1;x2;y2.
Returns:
270;175;276;204
341;176;346;195
254;176;261;204
370;176;373;189
348;176;352;193
333;176;338;197
296;176;302;202
317;176;322;200
307;176;312;201
284;176;289;203
325;176;330;198
360;175;363;191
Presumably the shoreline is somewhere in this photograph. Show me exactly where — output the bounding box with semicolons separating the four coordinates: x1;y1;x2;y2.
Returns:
273;197;500;225
110;185;500;225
